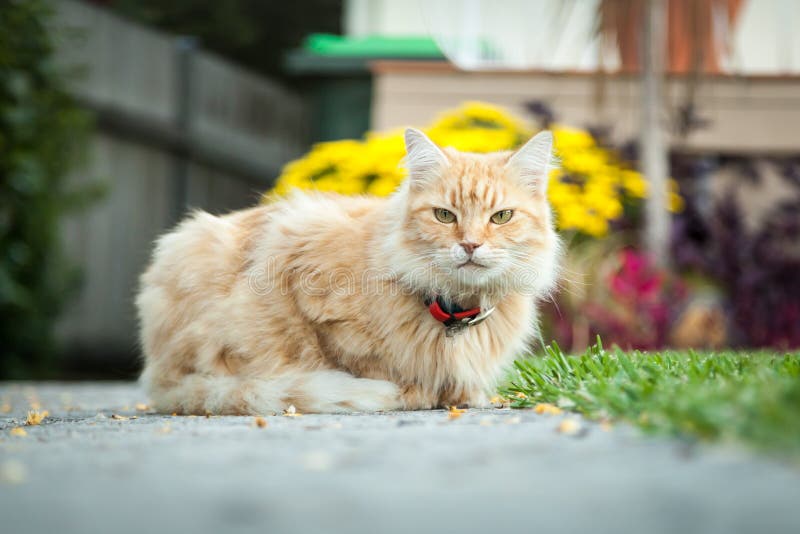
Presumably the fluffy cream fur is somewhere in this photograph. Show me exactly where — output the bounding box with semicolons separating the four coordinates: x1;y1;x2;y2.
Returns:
137;129;560;414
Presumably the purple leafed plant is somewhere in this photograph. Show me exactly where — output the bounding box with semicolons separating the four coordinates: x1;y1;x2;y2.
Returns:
671;159;800;349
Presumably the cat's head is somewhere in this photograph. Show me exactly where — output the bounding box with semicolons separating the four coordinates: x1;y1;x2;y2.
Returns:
391;128;560;299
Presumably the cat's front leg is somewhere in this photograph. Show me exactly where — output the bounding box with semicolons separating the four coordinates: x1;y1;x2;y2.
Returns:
462;390;493;409
438;388;493;409
399;384;438;411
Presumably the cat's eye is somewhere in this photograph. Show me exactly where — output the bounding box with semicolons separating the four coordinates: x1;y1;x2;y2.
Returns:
490;210;514;224
433;208;456;223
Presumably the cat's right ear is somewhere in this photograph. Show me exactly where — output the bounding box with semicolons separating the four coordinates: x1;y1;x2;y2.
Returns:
505;130;554;197
404;128;448;188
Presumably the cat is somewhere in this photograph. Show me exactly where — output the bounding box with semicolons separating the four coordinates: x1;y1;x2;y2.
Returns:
136;128;560;414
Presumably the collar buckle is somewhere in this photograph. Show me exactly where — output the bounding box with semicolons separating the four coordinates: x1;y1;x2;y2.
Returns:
466;306;495;327
426;295;495;336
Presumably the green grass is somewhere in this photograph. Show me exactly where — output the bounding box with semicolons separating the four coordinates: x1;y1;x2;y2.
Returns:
504;339;800;459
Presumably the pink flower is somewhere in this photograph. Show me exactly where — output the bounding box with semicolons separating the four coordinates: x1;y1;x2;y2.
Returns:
609;249;663;300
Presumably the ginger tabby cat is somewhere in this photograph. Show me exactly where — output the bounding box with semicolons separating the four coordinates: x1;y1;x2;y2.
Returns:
137;129;560;414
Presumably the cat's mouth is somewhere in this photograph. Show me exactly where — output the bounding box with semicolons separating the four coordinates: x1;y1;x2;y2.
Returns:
458;259;486;269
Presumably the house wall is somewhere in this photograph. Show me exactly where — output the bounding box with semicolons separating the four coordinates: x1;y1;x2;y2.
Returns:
371;62;800;154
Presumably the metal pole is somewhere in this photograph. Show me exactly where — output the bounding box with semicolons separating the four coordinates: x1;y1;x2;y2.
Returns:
640;0;670;268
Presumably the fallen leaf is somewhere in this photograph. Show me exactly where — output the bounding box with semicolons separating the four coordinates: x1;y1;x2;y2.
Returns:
488;396;510;408
556;418;583;436
283;405;302;417
254;417;268;428
9;427;27;437
110;414;128;421
533;403;563;416
25;410;48;426
447;406;466;420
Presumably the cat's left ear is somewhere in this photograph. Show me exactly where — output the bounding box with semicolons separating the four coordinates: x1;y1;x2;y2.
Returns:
404;128;448;188
505;131;554;197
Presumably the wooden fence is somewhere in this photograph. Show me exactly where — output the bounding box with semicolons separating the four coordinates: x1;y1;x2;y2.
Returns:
50;1;308;370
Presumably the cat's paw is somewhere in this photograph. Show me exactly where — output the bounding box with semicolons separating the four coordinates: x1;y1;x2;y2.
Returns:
344;378;402;413
301;370;402;413
399;384;437;410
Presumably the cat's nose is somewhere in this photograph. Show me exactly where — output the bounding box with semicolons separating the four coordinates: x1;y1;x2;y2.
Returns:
460;242;483;256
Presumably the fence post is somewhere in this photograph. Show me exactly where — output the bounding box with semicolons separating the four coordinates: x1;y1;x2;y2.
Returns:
171;36;198;224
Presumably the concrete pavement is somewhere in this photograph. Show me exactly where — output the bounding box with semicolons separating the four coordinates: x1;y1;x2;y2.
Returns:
1;382;799;534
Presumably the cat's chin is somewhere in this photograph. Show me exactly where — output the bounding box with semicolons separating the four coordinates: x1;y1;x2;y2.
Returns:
447;265;505;290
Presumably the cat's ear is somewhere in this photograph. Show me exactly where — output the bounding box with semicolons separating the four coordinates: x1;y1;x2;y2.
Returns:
404;128;448;187
506;131;554;196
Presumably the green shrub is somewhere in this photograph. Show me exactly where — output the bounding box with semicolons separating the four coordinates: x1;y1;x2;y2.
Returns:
0;0;94;378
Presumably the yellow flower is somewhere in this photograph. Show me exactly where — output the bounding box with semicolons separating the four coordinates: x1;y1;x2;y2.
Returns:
428;102;530;153
621;170;647;198
667;179;684;212
669;192;685;213
366;174;403;196
433;101;531;137
428;128;519;153
553;125;595;150
554;203;587;231
583;214;610;237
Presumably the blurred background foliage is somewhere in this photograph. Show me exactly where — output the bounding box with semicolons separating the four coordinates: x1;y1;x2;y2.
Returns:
103;0;343;82
0;0;98;378
671;167;800;348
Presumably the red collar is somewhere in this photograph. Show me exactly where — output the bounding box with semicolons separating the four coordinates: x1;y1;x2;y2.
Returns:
425;296;494;336
427;296;482;324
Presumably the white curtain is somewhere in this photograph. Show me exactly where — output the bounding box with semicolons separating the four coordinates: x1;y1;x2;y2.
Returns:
344;0;800;74
420;0;607;71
